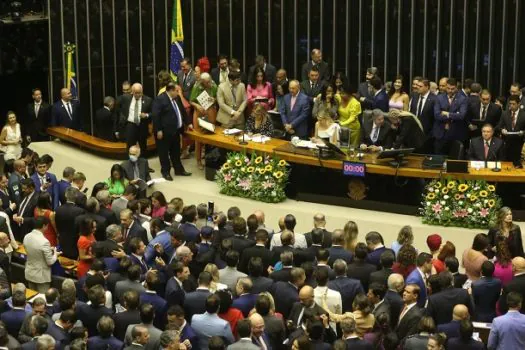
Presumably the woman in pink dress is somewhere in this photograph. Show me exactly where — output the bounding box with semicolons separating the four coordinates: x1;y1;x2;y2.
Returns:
77;217;96;278
493;239;514;285
150;191;167;219
247;67;275;111
462;233;489;281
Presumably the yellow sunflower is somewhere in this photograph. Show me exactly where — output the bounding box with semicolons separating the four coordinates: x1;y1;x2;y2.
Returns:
427;193;436;200
479;190;488;198
454;194;461;200
488;185;496;192
278;160;287;167
447;181;456;189
274;171;284;179
255;156;263;164
222;163;231;170
435;182;443;189
470;195;478;202
265;165;273;172
458;184;469;192
488;199;496;208
258;168;266;175
247;166;255;173
235;160;242;167
442;188;449;194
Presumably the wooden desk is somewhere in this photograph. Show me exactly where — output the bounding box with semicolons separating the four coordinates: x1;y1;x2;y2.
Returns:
15;244;78;273
47;126;156;155
187;127;525;182
11;284;39;300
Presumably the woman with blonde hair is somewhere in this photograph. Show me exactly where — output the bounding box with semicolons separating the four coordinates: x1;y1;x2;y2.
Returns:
313;110;341;145
0;111;22;161
321;293;374;338
391;225;414;256
343;220;359;253
245;103;274;137
203;263;228;292
487;206;524;258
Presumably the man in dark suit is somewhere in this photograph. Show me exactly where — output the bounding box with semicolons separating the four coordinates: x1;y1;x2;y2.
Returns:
239;230;274;274
118;83;153;156
248;258;274;294
211;55;230;85
384;273;404;327
426;272;474;325
128;237;149;278
365;231;391;268
182;272;212;321
11;178;38;240
152;82;191;181
165;262;189;307
176;58;197;100
369;250;395;287
269;250;294;283
269;267;305;319
300;67;324;101
112;290;141;340
288;285;327;329
30;158;59;209
437;304;470;340
51;88;82;130
120;209;147;253
357;67;379;110
341;317;373;350
87;316;124;350
363;77;389;113
368;283;390;320
0;291;29;337
360;109;394;151
433;77;469;155
301;49;330;82
56;187;85;259
279;80;311;139
94;96;118;141
471;261;502;322
303;214;332;248
249;55;277;84
498;257;525;314
23;88;51;143
8;159;27;206
406;252;433;308
231;217;256;255
120;145;150;198
497;94;525;164
387;109;426;152
410;79;437;152
328;259;364;313
140;271;168;329
77;285;114;336
232;277;258;317
46;309;76;348
468;124;504;161
347;243;378;292
469;89;501;137
327;229;353;266
396;284;423;341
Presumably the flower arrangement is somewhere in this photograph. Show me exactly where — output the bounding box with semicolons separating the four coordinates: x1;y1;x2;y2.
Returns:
420;179;501;228
216;152;290;203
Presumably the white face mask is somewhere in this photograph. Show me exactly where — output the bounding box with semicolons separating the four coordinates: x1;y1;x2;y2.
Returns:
129;155;138;162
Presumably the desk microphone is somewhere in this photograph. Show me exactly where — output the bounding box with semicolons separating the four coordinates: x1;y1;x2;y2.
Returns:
488;148;501;172
239;131;248;145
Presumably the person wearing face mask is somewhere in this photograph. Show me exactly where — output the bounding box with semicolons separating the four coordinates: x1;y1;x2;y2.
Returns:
121;145;151;199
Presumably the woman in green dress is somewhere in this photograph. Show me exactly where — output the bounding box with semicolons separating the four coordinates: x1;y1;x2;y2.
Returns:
105;164;129;198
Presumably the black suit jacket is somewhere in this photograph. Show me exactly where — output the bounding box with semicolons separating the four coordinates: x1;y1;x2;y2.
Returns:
248;63;277;83
118;95;153;126
497;109;525;133
385;289;404;327
92;239;120;259
396;305;423;341
409;92;437;135
99;207;119;226
392;117;425;151
13;191;38;238
152;93;188;135
369;267;393;287
360;119;394;148
123;220;148;253
183;289;212;321
327;276;364;313
24;101;51;140
51;99;82;130
498;274;525;314
288;302;327;328
300;80;324;99
471;102;502;129
272;245;314;267
112;310;141;341
231;235;256;256
56;202;86;259
426;287;474;325
94;107;117;141
270;281;299;319
250;276;274;294
347;261;377;291
303;229;332;248
121;159;151;182
468;136;504;161
239;245;275;275
77;303;113;336
301;61;331;82
269;266;292;283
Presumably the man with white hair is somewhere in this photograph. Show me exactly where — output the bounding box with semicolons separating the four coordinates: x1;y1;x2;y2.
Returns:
279;80;310;138
385;273;404;326
36;334;56;350
119;82;153;160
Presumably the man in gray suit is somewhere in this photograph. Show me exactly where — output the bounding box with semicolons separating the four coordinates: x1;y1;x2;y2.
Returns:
227;319;259;350
121;146;150;198
23;216;59;293
217;71;248;129
177;58;197;101
125;304;162;350
219;250;247;292
369;283;391;320
115;265;145;303
125;325;150;350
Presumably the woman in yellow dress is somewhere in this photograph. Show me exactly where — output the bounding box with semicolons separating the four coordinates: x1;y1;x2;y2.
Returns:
336;88;362;148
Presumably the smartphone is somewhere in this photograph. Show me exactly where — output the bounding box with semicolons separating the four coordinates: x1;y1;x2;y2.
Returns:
46;176;51;183
82;187;89;193
207;201;214;222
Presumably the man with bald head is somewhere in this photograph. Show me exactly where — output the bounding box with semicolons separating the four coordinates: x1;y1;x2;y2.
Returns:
499;256;525;314
301;49;331;82
279;80;311;138
437;304;469;340
51;87;82;130
249;313;271;350
288;285;328;329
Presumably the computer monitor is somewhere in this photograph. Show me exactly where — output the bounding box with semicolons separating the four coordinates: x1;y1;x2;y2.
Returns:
377;148;415;167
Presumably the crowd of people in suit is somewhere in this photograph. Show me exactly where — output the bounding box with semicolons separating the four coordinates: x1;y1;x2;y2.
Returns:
0;138;522;349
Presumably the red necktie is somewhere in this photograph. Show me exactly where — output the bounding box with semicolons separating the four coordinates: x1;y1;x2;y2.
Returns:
512;111;517;130
484;141;489;159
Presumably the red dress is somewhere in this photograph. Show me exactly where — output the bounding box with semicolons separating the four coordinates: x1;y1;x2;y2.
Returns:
219;307;244;338
34;208;57;246
77;234;96;277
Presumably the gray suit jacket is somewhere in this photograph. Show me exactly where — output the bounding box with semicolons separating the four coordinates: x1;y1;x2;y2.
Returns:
23;229;57;283
217;81;248;128
219;267;247;292
177;70;197;100
121;159;151;182
227;338;260;350
111;197;128;221
115;280;145;304
125;323;161;350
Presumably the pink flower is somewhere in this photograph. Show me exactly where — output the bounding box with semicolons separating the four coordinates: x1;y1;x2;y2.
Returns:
238;178;252;190
453;209;468;218
480;208;489;217
245;158;250;163
432;203;442;214
262;180;274;189
223;174;232;182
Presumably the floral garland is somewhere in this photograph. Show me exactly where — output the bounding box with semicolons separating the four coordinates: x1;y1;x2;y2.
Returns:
420;179;502;228
216;152;290;203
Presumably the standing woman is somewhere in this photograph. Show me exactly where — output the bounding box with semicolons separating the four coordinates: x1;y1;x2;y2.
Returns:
0;111;22;161
34;192;58;247
388;75;409;111
343;220;359;254
312;84;339;121
488;207;524;258
77;217;96;278
189;73;218;169
247;67;275;111
105;164;129;198
336;88;362;148
150;191;168;219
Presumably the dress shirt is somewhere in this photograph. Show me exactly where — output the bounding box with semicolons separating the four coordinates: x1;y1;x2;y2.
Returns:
62;100;72;118
34;102;41;116
128;98;144;123
373;299;385;312
290;94;298;111
417;92;430;117
480;103;489;120
398;302;417;323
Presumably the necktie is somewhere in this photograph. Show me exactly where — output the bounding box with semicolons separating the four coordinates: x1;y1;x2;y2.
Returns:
417;96;424;117
481;105;487;120
254;336;268;350
66;103;72;119
297;306;306;326
19;195;30;215
311;82;314;90
183;74;187;86
133;163;139;179
484;141;489;159
291;96;296;110
448;96;453;105
371;126;379;142
231;86;237;109
171;98;182;129
134;99;140;124
398;305;408;323
512;111;517;130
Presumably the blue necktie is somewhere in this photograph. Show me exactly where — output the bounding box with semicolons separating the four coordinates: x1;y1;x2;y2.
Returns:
171;98;182;129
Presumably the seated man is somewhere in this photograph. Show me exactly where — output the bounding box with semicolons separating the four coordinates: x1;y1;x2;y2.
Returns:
387;109;425;152
279;80;310;139
468;124;504;161
360;109;393;152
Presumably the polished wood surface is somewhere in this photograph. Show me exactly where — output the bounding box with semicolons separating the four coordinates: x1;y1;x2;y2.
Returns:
15;244;78;272
47;126;156;154
187;126;525;182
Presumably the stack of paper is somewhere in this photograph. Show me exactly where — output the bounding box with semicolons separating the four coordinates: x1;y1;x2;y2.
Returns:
223;128;242;135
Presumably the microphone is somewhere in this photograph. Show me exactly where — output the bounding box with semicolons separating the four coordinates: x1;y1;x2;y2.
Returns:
239;130;248;145
487;144;501;172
